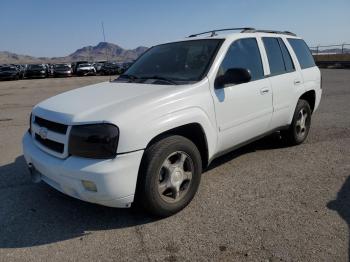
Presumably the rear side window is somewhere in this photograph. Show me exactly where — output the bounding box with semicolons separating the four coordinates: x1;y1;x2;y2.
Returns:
278;38;295;72
218;38;264;81
262;37;287;76
288;39;316;69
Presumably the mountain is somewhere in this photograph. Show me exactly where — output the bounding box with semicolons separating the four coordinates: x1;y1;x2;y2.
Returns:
0;42;148;64
0;51;48;64
67;42;148;62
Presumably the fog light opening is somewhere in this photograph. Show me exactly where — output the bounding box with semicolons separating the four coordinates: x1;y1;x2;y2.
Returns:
81;180;97;192
28;163;42;183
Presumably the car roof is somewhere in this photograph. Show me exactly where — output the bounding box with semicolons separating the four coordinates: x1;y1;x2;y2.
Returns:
160;29;302;46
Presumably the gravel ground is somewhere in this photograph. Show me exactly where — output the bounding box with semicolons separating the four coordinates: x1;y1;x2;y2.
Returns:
0;70;349;262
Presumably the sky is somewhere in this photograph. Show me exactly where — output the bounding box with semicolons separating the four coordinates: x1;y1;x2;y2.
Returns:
1;0;350;57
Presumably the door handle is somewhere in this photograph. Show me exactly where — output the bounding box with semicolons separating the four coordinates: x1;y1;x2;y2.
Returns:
294;80;302;85
260;87;270;95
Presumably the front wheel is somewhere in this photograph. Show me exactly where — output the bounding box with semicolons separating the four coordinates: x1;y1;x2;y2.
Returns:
136;135;202;217
282;99;312;145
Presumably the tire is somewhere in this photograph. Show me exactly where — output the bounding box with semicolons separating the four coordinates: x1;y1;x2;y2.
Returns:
136;135;202;217
283;99;312;145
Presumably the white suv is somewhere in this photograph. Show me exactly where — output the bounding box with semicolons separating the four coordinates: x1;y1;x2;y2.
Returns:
23;28;322;217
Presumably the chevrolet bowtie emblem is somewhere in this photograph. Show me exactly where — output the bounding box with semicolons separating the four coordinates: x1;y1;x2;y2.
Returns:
38;127;48;140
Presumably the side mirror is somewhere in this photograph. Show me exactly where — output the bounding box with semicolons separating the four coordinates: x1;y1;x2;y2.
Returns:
215;68;251;89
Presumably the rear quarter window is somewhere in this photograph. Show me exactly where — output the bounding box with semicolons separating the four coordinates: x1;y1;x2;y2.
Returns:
288;39;316;69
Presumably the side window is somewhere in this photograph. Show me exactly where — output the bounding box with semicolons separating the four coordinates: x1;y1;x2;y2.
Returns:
288;38;316;69
262;37;286;76
278;38;295;72
218;38;264;81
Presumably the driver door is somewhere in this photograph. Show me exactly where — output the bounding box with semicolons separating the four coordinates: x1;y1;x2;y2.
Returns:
212;38;273;152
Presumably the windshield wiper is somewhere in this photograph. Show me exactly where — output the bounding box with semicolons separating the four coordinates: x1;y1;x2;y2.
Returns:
119;74;139;81
140;75;178;85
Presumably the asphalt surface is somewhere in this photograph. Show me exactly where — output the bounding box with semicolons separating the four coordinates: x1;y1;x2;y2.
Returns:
0;70;349;262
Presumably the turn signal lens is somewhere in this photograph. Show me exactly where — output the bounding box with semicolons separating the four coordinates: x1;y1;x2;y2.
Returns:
82;180;97;192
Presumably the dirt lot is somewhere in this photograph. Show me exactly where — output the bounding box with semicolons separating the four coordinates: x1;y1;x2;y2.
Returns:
0;71;349;261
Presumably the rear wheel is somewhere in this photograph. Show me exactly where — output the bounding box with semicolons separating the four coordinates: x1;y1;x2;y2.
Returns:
283;99;312;145
136;135;202;217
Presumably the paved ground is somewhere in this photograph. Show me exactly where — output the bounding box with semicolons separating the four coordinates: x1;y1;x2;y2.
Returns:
0;71;349;262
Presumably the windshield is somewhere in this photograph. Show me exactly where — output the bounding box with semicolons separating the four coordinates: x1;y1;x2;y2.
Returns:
0;66;17;71
54;64;70;69
119;39;223;84
79;63;91;67
28;64;45;70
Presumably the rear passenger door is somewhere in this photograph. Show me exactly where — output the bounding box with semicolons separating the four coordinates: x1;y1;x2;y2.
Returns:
262;37;302;129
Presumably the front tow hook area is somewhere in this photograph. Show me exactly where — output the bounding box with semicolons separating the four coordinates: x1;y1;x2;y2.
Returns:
28;163;42;183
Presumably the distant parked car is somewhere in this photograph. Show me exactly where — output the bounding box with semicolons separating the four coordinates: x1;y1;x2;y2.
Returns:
0;66;20;80
92;62;105;74
47;64;54;77
53;64;73;77
76;63;96;76
11;64;25;79
100;62;121;75
24;64;47;78
72;61;89;74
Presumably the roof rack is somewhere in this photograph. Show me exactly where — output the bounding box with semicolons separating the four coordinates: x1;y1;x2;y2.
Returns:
187;28;297;38
242;29;297;36
188;28;256;38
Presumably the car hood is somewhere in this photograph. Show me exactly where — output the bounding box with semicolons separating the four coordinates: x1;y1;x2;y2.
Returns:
33;81;177;124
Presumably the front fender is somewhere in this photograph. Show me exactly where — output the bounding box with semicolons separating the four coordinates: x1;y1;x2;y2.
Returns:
117;107;217;160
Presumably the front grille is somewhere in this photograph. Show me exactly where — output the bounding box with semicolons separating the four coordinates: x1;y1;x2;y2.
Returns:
35;134;64;153
32;114;70;158
35;116;68;134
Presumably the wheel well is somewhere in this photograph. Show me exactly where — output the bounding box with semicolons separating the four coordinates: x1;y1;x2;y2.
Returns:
299;90;316;113
146;123;209;168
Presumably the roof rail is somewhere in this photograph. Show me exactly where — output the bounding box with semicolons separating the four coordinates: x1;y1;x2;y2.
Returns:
242;29;297;36
188;28;256;38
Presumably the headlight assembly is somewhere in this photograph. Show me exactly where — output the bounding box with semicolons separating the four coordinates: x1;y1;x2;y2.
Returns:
68;124;119;159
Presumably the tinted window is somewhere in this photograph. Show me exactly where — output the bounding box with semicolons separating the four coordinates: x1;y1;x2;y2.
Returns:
28;65;45;70
218;38;264;81
123;39;223;83
288;39;316;69
0;67;17;71
278;38;295;72
263;38;286;76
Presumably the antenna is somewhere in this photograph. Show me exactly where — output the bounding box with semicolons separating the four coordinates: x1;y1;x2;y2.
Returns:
101;21;112;82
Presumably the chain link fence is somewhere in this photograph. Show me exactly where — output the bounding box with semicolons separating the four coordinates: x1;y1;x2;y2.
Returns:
310;43;350;68
310;44;350;55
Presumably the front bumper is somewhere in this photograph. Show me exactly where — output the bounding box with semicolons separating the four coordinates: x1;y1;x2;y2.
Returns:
54;71;72;77
22;132;144;208
76;70;95;76
25;72;46;78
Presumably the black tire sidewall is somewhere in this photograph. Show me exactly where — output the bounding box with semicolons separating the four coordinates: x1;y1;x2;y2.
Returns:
138;135;202;217
291;99;312;144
